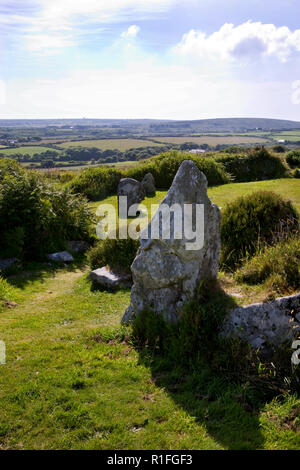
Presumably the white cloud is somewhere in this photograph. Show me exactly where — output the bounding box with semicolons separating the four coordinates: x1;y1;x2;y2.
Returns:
121;25;140;39
25;34;76;54
174;21;300;62
0;80;6;105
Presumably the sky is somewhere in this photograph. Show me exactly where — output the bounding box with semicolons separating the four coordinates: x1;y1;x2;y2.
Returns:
0;0;300;120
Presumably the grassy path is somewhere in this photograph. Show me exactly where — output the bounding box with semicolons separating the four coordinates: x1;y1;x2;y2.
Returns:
0;265;299;449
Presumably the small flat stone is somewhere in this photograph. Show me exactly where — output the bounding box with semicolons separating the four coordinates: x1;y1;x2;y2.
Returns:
89;267;131;289
47;251;74;263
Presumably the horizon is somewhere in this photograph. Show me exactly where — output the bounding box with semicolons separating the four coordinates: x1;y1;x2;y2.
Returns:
0;116;300;123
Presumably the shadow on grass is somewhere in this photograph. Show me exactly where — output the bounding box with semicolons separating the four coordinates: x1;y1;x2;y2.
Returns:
133;283;267;450
4;254;88;290
144;361;266;450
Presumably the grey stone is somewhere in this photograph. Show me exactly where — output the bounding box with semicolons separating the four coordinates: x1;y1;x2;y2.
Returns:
221;291;300;353
47;251;74;263
117;178;145;218
0;258;20;271
66;240;89;254
122;160;221;324
141;173;156;196
89;267;131;289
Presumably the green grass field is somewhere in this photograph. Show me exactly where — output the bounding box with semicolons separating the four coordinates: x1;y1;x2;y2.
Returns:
0;146;60;156
0;178;299;450
154;136;270;145
272;132;300;142
60;139;162;151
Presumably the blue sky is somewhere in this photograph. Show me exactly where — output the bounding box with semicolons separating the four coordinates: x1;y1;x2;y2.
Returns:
0;0;300;120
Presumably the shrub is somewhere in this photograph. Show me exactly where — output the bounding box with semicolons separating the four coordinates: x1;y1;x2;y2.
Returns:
126;150;229;188
88;236;139;273
235;235;300;292
220;190;299;270
69;166;122;201
292;168;300;178
0;276;14;301
286;150;300;168
0;160;93;260
215;147;287;182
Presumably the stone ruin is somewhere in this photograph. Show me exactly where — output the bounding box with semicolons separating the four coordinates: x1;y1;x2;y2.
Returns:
122;160;221;323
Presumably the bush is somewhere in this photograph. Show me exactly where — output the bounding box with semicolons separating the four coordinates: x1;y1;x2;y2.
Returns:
292;168;300;178
69;166;122;201
286;150;300;168
235;235;300;293
0;276;15;301
215;147;287;182
0;160;94;260
126;150;229;188
88;236;139;273
220;190;299;270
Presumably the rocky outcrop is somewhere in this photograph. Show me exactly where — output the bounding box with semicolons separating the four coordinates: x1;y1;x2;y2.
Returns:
141;173;156;197
221;292;300;354
117;178;145;218
122;160;221;324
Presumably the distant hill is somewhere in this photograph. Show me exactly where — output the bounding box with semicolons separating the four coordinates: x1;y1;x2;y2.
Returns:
0;117;300;133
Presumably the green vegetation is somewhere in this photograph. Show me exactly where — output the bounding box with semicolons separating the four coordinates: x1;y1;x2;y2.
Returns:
208;179;300;214
0;276;17;302
126;151;229;188
70;166;122;201
220;191;298;270
286;150;300;168
88;237;140;273
60;138;163;151
0;146;60;157
0;137;300;449
155;135;270;145
0;159;93;260
235;234;300;293
70;151;229;201
214;147;287;182
0;265;299;449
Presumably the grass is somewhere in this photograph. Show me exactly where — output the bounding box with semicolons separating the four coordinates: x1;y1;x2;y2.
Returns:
59;139;162;151
0;178;299;449
154;136;270;145
208;179;300;214
0;146;60;157
0;262;299;450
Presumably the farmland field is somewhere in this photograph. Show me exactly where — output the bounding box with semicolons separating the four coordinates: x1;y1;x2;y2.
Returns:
0;146;60;156
154;136;270;145
272;131;300;142
59;138;162;151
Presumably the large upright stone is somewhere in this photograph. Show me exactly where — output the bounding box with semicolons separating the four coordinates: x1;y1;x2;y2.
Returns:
117;178;145;218
141;173;156;196
122;160;221;324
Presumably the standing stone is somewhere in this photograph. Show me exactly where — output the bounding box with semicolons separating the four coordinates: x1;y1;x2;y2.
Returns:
141;173;156;197
122;160;221;324
117;178;145;218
